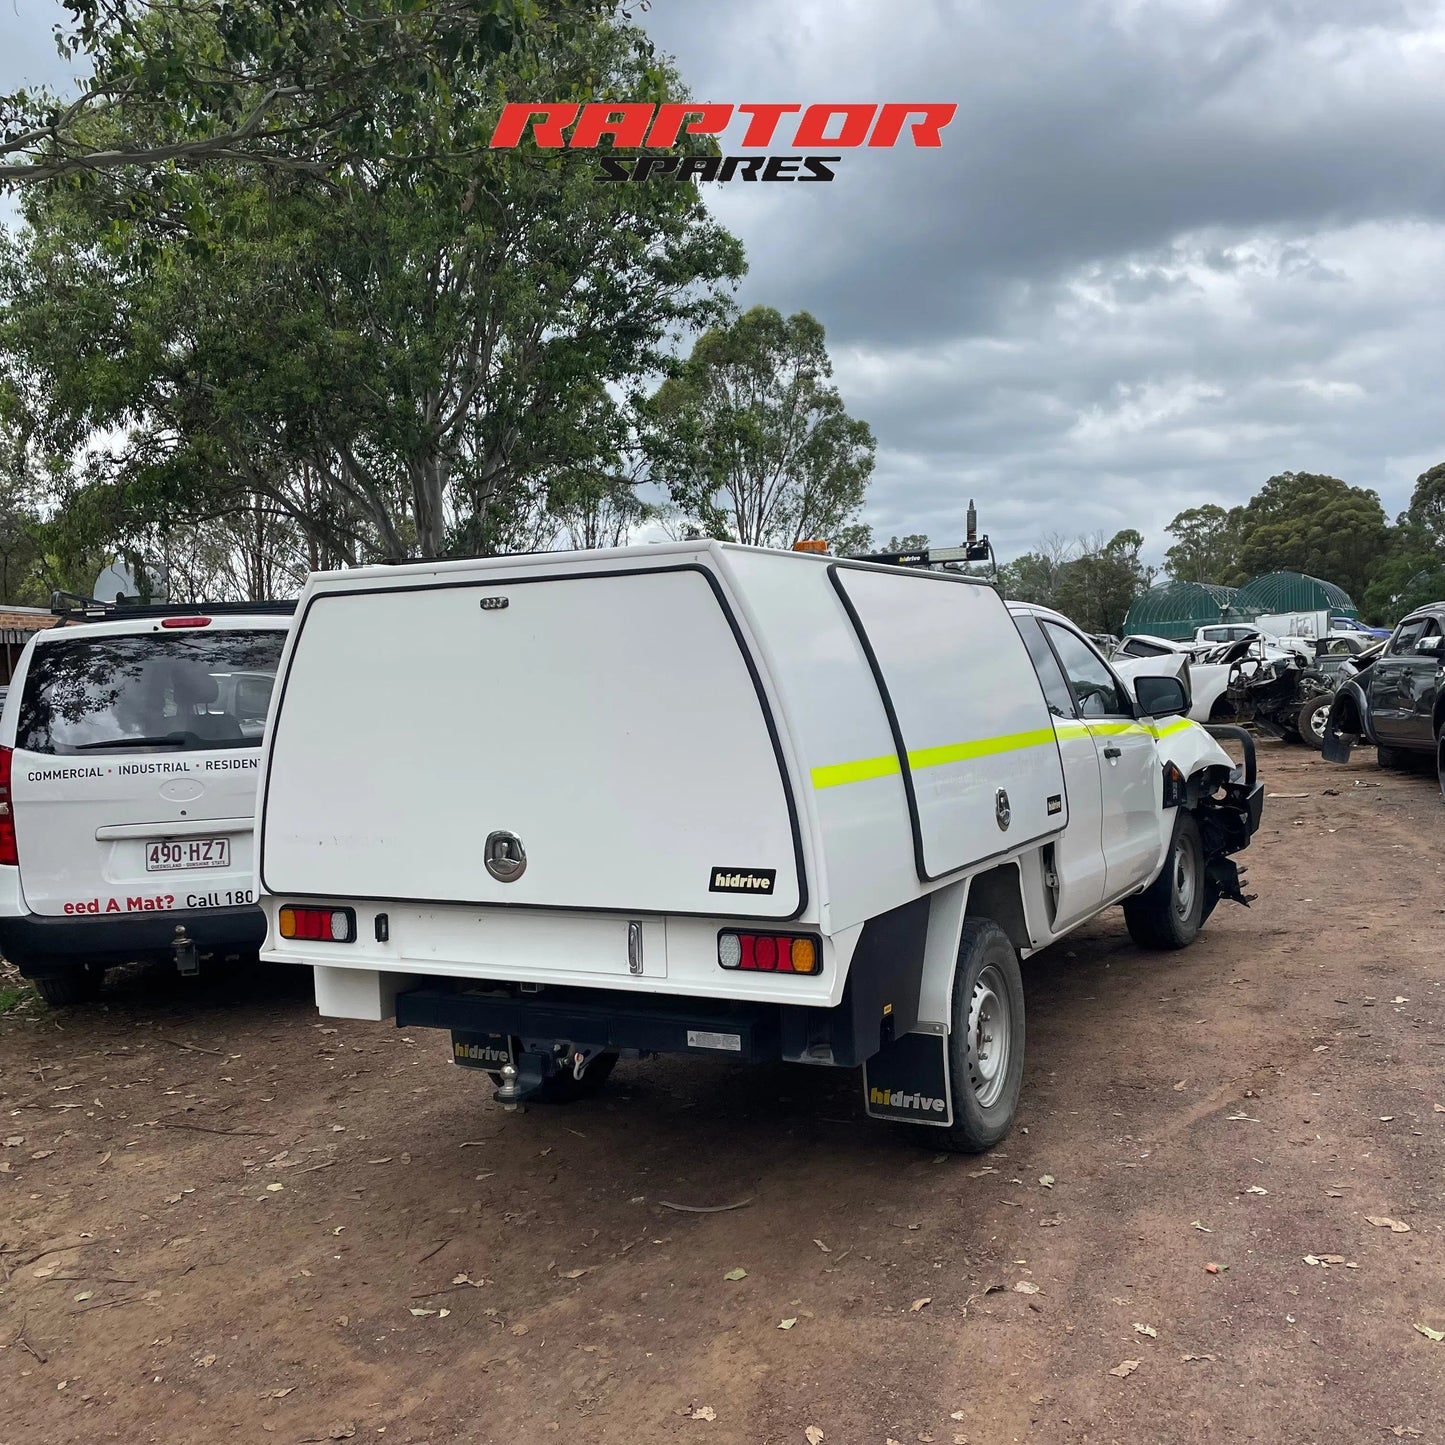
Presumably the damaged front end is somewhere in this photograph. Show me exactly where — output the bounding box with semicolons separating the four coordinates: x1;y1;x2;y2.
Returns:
1197;723;1264;908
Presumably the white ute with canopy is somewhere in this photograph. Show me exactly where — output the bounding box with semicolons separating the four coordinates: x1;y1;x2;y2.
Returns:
257;540;1263;1151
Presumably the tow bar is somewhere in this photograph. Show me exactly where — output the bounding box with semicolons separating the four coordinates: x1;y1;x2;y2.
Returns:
171;924;199;976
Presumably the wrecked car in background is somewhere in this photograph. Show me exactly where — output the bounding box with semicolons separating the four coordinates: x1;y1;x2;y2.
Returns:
1324;603;1445;788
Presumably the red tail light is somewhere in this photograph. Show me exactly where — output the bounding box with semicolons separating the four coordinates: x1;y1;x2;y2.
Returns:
717;931;821;975
277;906;355;942
160;617;212;629
0;746;15;866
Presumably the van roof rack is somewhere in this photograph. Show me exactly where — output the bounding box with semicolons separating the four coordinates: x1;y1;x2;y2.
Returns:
50;590;297;622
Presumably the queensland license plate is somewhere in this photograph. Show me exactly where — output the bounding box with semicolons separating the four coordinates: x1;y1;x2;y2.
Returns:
146;838;230;872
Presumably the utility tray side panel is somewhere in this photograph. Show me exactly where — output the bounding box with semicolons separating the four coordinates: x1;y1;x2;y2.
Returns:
831;567;1066;881
260;566;802;918
716;549;919;934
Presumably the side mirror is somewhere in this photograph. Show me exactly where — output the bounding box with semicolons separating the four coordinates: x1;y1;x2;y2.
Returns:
1134;674;1189;718
1415;634;1444;655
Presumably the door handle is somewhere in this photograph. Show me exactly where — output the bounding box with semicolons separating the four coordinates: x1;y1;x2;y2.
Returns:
1103;745;1122;759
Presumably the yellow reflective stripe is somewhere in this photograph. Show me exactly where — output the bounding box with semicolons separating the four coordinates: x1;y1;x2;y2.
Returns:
812;727;1058;790
1085;720;1152;737
907;728;1058;771
810;753;902;789
1148;718;1193;739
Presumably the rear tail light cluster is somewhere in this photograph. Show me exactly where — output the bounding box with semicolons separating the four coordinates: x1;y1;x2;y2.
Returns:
717;931;821;975
0;746;15;866
278;906;355;942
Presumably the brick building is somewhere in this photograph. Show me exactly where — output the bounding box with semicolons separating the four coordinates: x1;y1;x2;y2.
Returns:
0;606;58;686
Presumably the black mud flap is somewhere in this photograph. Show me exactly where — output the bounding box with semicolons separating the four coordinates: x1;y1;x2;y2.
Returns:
1321;691;1358;763
450;1031;513;1071
863;1030;953;1128
1206;856;1256;907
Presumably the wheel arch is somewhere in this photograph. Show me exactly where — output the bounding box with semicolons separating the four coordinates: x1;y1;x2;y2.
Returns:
915;860;1034;1028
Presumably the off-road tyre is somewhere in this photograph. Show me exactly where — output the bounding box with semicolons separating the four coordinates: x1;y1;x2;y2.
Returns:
922;919;1026;1154
32;966;104;1007
1298;693;1333;750
1436;731;1445;800
1123;810;1205;951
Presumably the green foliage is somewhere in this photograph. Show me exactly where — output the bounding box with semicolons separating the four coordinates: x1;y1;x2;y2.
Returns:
1;1;613;208
1230;471;1388;603
649;306;875;549
1163;504;1243;584
1362;462;1445;619
997;530;1152;635
1;16;744;572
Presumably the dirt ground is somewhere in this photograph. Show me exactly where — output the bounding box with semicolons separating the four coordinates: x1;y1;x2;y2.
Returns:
2;741;1444;1445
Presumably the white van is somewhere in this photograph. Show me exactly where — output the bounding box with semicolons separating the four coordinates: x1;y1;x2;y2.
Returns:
256;542;1262;1151
0;598;294;1004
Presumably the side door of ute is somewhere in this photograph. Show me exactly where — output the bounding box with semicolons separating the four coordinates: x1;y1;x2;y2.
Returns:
1396;618;1444;750
1014;613;1107;927
1369;616;1432;746
1041;621;1161;898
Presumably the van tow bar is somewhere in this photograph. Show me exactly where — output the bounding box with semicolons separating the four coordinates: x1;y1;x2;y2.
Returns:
172;924;199;976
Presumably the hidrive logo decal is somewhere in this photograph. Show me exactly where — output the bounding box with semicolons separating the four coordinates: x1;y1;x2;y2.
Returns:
868;1085;947;1116
489;103;957;183
709;866;777;895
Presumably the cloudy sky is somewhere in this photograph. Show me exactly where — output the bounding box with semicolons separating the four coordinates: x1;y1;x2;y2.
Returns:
637;0;1445;561
4;0;1445;564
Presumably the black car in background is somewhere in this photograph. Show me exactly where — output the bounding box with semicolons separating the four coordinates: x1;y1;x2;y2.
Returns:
1324;602;1445;791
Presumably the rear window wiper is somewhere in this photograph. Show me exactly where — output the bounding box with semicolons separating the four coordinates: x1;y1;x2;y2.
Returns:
71;734;191;751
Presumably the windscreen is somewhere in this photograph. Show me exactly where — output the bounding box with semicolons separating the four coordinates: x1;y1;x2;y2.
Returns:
17;630;285;755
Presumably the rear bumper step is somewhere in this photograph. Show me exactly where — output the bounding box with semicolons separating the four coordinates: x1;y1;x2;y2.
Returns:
0;905;265;977
395;982;783;1064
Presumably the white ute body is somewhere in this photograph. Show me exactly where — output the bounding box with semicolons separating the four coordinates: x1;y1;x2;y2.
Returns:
257;542;1261;1137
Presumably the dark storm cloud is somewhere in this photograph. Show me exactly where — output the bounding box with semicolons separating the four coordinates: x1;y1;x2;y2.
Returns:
641;0;1445;561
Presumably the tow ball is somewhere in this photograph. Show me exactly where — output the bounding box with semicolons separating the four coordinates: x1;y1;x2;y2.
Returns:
172;924;199;976
491;1041;608;1111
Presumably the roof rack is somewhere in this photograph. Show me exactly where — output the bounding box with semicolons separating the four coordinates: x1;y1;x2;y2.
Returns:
846;542;993;569
844;498;997;575
50;590;297;622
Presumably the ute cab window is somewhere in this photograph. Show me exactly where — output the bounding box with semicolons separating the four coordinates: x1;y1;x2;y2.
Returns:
17;630;286;755
1388;617;1442;656
1042;624;1131;718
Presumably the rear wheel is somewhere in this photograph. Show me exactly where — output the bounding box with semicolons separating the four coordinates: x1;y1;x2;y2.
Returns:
926;919;1026;1154
1436;732;1445;799
1123;810;1205;951
32;966;104;1007
1377;743;1410;770
1298;693;1333;750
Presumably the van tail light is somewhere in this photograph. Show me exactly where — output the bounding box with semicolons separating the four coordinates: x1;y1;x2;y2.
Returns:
0;746;15;866
718;931;821;976
278;905;355;942
160;617;212;628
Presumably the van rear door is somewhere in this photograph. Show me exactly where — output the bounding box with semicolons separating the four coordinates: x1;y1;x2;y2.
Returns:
9;622;286;917
259;565;804;919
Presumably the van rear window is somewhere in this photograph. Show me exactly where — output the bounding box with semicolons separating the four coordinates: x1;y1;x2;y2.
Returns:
17;630;286;755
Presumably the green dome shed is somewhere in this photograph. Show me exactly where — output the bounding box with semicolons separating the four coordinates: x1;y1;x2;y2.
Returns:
1121;581;1245;641
1233;571;1358;618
